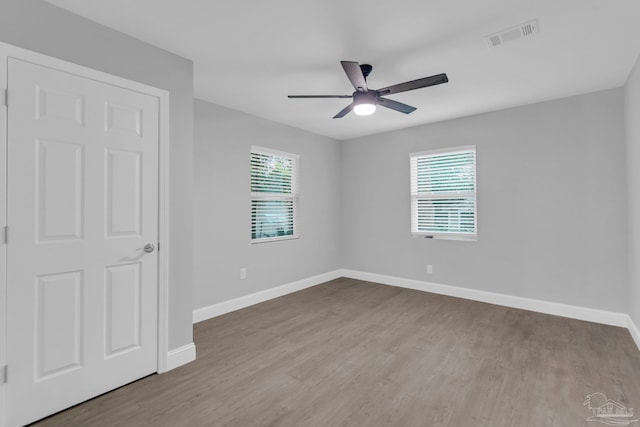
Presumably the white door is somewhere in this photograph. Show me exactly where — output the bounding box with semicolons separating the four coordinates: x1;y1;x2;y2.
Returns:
6;58;159;427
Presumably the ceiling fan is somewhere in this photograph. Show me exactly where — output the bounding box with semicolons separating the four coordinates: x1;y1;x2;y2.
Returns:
288;61;448;119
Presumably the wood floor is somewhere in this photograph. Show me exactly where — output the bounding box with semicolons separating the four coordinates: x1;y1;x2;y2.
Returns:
33;278;640;426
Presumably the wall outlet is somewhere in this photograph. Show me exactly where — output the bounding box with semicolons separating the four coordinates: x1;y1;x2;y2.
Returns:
240;267;247;279
426;264;433;275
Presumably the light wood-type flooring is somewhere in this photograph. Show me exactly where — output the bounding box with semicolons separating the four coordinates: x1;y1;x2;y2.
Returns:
33;277;640;426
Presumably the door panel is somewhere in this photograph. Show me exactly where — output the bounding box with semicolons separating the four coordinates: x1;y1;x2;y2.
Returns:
35;85;85;127
36;270;83;380
105;102;142;136
105;262;142;357
6;58;159;427
36;139;84;242
106;149;142;237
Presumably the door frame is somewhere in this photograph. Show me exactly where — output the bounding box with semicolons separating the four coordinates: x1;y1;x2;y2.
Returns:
0;41;172;427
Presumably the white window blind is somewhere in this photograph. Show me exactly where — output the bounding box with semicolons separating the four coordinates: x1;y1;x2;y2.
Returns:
250;146;299;242
410;146;477;240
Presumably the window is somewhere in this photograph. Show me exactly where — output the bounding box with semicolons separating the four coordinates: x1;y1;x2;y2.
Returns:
410;146;477;240
250;146;299;242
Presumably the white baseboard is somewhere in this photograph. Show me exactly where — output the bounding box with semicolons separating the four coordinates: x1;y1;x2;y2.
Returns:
628;316;640;352
165;343;196;371
191;268;639;354
340;269;629;328
193;270;343;323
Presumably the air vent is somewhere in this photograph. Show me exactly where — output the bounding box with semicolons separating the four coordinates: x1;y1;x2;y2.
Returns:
485;19;539;48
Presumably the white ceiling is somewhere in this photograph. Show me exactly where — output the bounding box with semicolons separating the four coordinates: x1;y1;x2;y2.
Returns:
44;0;640;140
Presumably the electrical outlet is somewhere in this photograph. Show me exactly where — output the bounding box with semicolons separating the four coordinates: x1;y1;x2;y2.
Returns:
240;268;247;279
426;264;433;275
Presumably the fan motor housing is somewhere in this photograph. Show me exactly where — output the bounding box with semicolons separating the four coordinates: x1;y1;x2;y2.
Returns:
353;90;378;105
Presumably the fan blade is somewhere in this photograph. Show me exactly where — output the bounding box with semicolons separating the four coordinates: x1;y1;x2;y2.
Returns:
377;73;448;96
333;103;354;119
341;61;368;92
378;97;416;114
288;95;352;98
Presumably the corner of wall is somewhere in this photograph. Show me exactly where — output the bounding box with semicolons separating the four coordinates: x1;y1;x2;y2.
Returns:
164;343;197;372
628;315;640;353
625;53;640;328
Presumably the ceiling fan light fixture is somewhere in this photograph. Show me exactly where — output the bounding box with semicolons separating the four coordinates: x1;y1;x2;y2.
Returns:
353;90;378;116
354;103;376;116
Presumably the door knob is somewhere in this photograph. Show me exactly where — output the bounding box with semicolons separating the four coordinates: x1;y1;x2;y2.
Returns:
143;243;155;253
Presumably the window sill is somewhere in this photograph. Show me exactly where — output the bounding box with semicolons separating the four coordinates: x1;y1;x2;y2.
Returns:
412;233;477;242
251;234;300;244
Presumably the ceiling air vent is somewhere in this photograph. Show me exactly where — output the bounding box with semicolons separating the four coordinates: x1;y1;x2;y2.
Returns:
485;19;539;48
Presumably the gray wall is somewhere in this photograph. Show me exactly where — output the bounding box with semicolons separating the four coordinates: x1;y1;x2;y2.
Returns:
1;0;194;349
193;100;341;308
626;55;640;325
341;89;628;313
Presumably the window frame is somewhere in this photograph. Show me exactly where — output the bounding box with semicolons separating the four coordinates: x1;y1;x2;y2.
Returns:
409;145;477;241
250;145;300;244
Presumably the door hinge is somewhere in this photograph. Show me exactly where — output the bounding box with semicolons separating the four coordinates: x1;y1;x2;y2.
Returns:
157;242;160;252
2;88;6;107
2;226;7;244
1;365;7;384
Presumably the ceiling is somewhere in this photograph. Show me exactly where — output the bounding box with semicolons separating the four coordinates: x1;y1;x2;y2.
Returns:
44;0;640;140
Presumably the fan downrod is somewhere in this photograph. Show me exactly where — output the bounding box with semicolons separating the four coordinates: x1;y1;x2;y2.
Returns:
360;64;373;80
